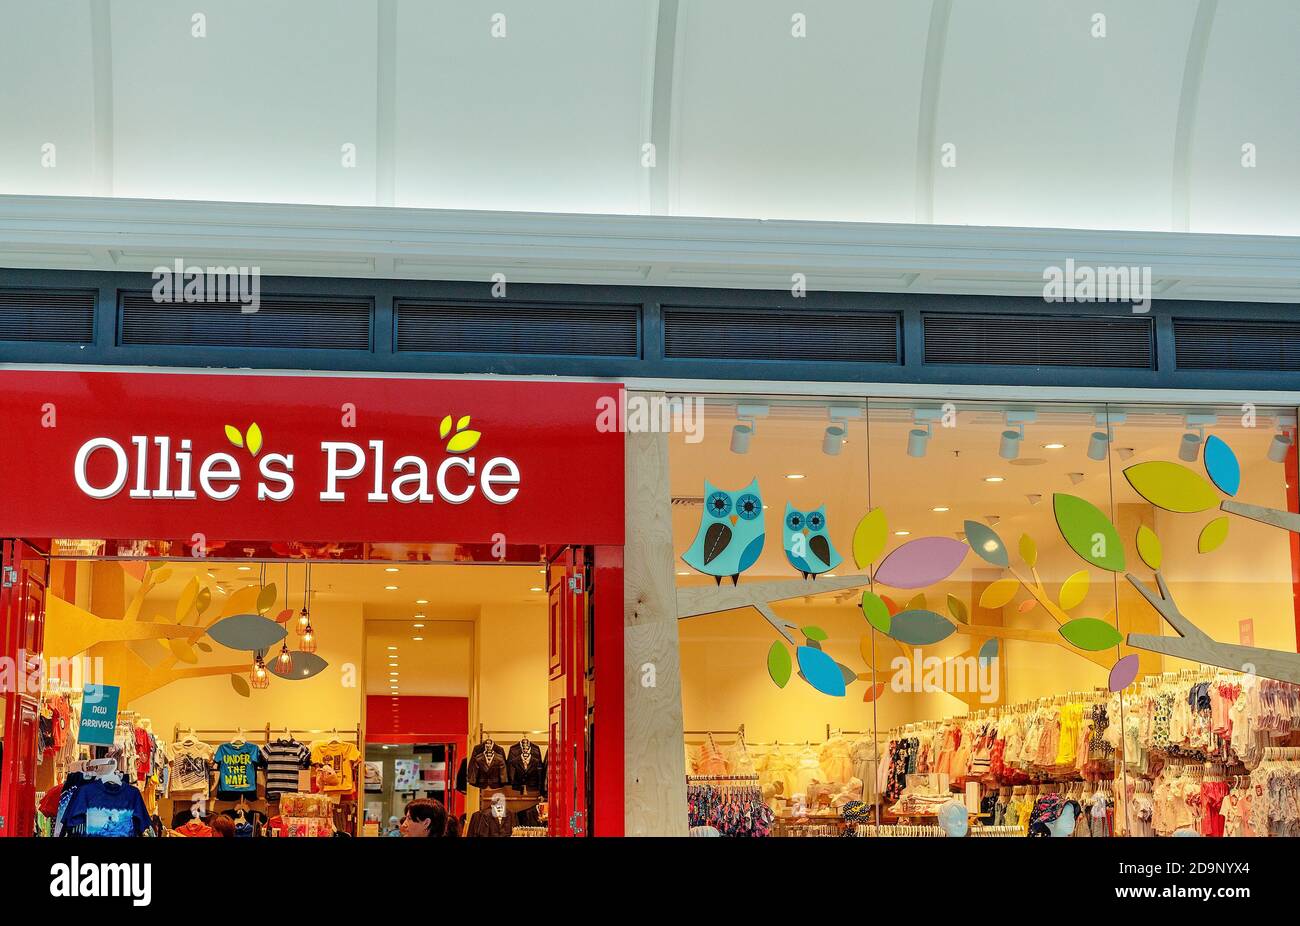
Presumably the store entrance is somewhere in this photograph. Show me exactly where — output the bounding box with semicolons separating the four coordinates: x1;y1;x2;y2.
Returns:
0;543;598;838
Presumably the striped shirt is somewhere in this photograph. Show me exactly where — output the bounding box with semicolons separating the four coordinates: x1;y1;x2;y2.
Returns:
263;738;310;799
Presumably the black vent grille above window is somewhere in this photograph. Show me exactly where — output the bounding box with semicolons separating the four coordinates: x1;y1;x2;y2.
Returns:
924;313;1153;368
119;293;371;350
1174;318;1300;370
396;301;639;357
662;309;899;363
0;289;95;343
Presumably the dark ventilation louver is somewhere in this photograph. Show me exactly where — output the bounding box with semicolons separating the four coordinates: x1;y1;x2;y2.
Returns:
0;289;96;343
662;309;899;362
395;301;639;357
923;313;1154;368
119;293;371;350
1174;318;1300;371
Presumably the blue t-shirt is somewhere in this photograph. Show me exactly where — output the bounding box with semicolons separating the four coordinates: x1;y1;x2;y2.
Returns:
63;779;150;837
213;742;263;794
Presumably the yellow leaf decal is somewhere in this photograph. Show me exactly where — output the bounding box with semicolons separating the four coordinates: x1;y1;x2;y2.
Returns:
1019;534;1037;568
220;585;261;619
1123;461;1220;513
1136;524;1162;570
195;586;212;617
256;583;277;614
1198;516;1229;554
851;508;888;570
230;674;251;698
457;415;471;430
225;425;244;448
151;567;173;585
246;422;263;456
169;638;198;664
439;415;453;439
947;594;968;624
447;429;481;453
1059;570;1090;611
979;577;1019;610
906;592;927;612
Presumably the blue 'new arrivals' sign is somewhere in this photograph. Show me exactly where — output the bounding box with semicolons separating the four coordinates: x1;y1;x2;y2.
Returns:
78;684;120;746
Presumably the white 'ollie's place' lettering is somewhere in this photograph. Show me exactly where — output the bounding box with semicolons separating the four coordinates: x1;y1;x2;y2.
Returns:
72;436;520;506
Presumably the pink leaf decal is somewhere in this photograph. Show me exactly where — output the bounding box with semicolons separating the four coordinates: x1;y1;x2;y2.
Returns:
1109;654;1140;692
873;537;970;589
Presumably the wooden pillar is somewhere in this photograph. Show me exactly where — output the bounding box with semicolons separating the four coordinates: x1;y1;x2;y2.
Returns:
623;399;689;836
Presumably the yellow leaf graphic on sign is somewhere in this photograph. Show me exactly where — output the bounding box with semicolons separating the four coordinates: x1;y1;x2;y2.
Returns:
1136;524;1162;570
225;425;244;448
439;416;453;439
1059;570;1090;611
447;430;481;453
457;415;472;430
979;577;1018;609
246;423;263;456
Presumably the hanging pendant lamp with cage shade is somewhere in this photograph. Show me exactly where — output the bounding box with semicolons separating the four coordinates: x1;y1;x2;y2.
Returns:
251;649;271;689
296;561;311;637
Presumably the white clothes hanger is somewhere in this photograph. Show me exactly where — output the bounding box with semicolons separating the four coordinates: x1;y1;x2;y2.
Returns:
232;727;246;747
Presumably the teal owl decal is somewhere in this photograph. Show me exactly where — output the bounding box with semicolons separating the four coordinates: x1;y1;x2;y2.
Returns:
783;503;842;579
682;479;766;585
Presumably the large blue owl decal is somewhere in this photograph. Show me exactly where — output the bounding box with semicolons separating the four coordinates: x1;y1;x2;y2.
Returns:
783;503;842;579
681;479;766;585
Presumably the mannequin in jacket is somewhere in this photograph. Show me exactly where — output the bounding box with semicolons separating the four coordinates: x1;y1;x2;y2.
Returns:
506;737;546;796
466;738;508;789
467;792;513;837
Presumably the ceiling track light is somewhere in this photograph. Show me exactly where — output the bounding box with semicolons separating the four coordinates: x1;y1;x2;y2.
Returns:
1180;413;1217;462
1269;416;1297;463
729;404;769;455
999;411;1036;461
822;405;862;456
907;408;944;458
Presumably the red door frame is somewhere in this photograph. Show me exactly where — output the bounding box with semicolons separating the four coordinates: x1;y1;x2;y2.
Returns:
0;540;48;837
0;369;626;837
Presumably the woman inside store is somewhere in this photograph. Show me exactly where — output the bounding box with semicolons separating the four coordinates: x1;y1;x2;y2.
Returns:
399;798;449;838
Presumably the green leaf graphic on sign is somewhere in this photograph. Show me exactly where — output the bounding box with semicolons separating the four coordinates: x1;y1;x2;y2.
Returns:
767;642;792;688
1136;525;1162;571
1053;494;1125;572
1059;618;1123;651
1123;461;1220;513
860;591;891;634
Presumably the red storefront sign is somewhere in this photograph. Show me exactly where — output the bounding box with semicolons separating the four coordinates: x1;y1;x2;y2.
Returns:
0;371;623;547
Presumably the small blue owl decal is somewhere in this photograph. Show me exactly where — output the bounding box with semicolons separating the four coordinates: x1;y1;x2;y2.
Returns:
681;479;766;585
783;503;842;579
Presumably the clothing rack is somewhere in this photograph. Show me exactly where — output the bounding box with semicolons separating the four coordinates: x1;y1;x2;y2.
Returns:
970;825;1023;837
686;774;759;783
853;823;944;837
170;724;361;743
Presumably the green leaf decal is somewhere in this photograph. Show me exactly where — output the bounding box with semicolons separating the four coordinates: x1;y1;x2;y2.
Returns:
802;625;828;642
946;594;968;624
1136;524;1162;571
1123;461;1220;513
860;591;891;634
852;508;888;570
1198;516;1229;554
766;641;792;688
1019;534;1037;568
1053;493;1125;572
1059;618;1123;651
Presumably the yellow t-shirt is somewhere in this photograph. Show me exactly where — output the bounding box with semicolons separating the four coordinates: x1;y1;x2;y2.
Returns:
310;741;361;793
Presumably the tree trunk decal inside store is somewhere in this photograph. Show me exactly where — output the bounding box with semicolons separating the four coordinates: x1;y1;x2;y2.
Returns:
44;563;280;704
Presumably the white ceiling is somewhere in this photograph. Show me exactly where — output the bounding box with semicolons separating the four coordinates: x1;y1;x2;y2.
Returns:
1;0;1297;235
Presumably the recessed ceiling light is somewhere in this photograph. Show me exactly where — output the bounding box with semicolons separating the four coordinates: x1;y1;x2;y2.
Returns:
387;646;397;651
676;571;689;576
412;636;423;641
384;585;399;591
785;473;806;480
931;506;949;513
537;569;545;574
1043;443;1066;450
385;567;399;573
237;566;251;572
413;623;424;629
894;530;911;536
529;586;543;592
824;573;836;577
389;672;399;676
415;599;429;604
984;476;1004;483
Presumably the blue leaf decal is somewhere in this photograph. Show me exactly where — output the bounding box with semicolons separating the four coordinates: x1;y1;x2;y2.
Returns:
796;646;847;697
963;520;1009;568
1203;435;1240;497
887;609;956;646
978;637;999;667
